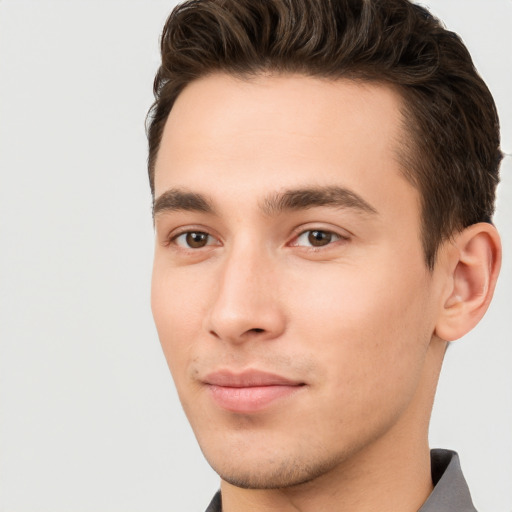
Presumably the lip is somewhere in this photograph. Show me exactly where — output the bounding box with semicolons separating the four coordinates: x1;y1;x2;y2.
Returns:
203;370;305;413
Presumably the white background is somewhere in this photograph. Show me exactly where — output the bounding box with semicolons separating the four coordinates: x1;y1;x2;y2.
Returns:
0;1;510;511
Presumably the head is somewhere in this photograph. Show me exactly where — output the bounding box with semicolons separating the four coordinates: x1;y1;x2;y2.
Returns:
148;0;502;493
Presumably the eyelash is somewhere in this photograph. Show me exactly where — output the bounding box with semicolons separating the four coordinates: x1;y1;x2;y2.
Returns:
167;227;347;251
291;229;346;249
168;229;220;249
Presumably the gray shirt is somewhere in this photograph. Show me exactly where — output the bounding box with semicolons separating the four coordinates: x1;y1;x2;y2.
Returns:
205;449;477;512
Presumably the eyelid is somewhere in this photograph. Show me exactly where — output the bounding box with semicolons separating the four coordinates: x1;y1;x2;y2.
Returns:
293;230;340;247
163;225;222;248
174;232;218;249
160;223;350;250
288;224;352;247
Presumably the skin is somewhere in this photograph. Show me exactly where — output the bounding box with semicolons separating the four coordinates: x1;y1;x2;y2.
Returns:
151;74;501;512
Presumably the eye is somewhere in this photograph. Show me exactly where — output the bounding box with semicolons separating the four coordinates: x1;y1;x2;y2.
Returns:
173;231;217;249
293;230;342;248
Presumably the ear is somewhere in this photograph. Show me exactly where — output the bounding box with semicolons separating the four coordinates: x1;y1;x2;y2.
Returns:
435;223;502;342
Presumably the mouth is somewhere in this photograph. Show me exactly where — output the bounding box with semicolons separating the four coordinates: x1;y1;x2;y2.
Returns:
203;369;306;413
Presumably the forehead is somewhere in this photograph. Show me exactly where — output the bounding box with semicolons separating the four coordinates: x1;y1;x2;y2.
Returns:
154;73;416;220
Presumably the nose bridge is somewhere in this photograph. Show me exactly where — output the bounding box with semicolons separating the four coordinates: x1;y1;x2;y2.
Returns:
207;237;284;342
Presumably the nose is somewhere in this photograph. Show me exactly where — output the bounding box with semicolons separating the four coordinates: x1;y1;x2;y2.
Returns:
205;244;286;344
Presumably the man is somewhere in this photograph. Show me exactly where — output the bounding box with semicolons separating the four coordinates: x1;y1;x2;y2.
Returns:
147;0;502;510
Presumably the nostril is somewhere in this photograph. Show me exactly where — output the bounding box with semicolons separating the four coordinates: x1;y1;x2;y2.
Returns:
250;328;265;334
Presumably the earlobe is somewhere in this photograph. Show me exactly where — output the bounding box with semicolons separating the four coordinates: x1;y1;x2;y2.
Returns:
435;223;501;342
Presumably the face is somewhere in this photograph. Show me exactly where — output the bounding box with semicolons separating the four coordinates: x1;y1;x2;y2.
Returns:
151;74;445;489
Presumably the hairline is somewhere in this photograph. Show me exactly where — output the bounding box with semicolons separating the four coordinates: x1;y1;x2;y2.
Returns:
150;70;422;198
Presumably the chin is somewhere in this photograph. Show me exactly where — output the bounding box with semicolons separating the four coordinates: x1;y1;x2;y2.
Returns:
215;463;327;490
203;443;345;490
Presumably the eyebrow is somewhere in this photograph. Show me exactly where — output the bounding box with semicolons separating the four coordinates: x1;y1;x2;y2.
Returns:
261;186;378;216
153;185;378;219
153;189;215;217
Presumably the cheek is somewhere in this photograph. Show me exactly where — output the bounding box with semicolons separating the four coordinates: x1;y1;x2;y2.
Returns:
286;259;433;399
150;262;210;377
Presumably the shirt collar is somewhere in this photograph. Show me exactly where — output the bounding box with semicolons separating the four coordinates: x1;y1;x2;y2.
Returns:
419;449;477;512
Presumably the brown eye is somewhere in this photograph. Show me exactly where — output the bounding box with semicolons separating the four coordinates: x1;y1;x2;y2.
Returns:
187;232;208;248
294;229;341;248
307;230;334;246
174;231;213;249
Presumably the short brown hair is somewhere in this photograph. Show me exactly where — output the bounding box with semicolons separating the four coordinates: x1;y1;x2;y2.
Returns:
146;0;502;268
